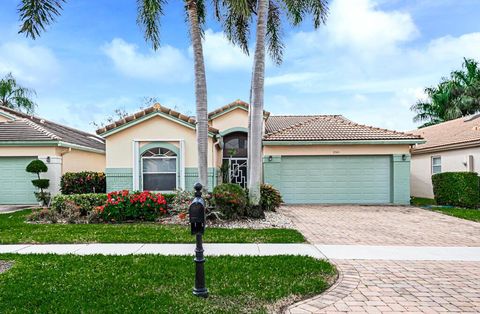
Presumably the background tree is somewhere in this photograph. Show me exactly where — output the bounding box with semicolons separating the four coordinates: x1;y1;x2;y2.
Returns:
214;0;329;206
412;58;480;128
0;73;37;113
17;0;211;189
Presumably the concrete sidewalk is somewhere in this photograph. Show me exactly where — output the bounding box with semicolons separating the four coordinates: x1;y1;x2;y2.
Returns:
1;243;480;261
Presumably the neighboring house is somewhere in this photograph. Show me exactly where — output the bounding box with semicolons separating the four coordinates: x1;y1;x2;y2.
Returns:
0;106;105;204
96;100;423;205
410;115;480;198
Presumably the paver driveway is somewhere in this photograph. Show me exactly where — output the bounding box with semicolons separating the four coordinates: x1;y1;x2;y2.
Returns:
282;205;480;246
283;205;480;313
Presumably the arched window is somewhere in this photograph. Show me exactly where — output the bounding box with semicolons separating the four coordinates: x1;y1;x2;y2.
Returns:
141;147;177;191
223;132;248;158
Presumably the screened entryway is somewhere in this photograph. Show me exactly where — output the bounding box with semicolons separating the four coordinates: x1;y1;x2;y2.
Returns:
222;132;248;188
141;147;177;191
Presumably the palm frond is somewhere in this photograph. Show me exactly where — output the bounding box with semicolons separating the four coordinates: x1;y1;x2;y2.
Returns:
137;0;166;50
18;0;66;39
266;0;283;65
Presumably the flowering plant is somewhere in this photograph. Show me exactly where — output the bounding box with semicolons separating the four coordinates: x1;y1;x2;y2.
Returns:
96;190;167;222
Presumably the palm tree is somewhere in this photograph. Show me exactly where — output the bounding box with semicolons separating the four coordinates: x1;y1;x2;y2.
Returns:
0;73;37;113
412;58;480;128
214;0;329;206
17;0;210;189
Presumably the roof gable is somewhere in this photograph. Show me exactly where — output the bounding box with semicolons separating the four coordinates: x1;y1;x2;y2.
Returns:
208;100;270;120
96;103;218;137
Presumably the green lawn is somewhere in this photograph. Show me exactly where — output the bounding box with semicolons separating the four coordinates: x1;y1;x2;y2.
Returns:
0;254;336;313
431;207;480;222
0;210;305;244
410;197;480;222
410;197;436;206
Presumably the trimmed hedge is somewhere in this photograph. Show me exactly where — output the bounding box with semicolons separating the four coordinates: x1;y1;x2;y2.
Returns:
51;193;107;216
61;172;106;195
432;172;480;208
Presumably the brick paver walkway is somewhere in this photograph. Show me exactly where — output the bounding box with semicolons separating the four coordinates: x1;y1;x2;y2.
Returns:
287;260;480;313
282;205;480;246
284;205;480;313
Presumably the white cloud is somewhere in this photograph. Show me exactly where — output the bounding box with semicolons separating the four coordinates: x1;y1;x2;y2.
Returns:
102;38;191;82
200;29;252;71
0;41;61;85
327;0;419;53
266;72;324;86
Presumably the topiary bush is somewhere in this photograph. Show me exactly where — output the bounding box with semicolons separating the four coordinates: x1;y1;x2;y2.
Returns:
212;183;247;220
26;159;50;206
432;172;480;208
51;193;108;216
260;184;283;212
61;172;106;195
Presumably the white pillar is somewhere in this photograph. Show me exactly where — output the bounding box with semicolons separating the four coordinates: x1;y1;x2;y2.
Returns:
38;155;63;196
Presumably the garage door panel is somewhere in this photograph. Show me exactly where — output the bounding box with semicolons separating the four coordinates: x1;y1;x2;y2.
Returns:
277;156;391;204
0;157;38;205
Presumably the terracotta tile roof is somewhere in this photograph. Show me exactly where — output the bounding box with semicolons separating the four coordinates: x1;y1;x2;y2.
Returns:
96;103;219;135
0;106;105;151
411;115;480;153
264;115;422;141
208;99;270;119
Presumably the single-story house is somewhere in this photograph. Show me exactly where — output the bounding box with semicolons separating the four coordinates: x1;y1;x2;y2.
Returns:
0;105;105;204
96;100;423;204
410;115;480;198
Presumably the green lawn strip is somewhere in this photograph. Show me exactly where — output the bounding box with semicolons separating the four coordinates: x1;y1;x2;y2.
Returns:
0;254;336;313
431;207;480;222
0;210;305;244
410;197;436;207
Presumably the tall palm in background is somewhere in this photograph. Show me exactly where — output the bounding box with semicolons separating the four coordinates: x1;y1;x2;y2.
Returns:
17;0;210;189
214;0;329;206
412;58;480;128
0;73;36;113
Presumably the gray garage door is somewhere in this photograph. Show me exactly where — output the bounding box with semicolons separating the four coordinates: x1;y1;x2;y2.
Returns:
0;157;38;205
277;155;392;204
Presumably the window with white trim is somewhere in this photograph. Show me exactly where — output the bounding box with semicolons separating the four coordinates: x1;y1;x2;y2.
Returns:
432;156;442;174
141;147;177;191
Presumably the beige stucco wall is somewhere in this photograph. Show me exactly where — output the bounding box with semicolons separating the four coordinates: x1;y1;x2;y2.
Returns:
61;149;105;173
105;115;215;168
0;146;59;156
263;144;411;156
209;107;249;132
411;146;480;198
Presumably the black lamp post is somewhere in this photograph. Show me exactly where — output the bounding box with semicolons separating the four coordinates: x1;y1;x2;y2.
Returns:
189;183;208;298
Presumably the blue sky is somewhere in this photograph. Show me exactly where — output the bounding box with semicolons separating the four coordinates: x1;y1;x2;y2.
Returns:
0;0;479;133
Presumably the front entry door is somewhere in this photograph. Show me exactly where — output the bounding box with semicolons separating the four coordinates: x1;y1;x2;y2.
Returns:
224;158;248;188
222;131;248;188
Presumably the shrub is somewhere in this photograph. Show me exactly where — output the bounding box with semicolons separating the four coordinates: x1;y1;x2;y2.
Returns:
26;160;48;173
163;193;176;209
31;179;50;189
260;184;283;212
61;172;106;195
171;190;193;215
212;183;247;219
432;172;480;208
51;193;107;216
96;190;167;222
27;208;59;223
26;159;50;206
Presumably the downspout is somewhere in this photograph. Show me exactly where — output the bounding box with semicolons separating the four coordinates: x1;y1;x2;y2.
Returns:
59;147;72;174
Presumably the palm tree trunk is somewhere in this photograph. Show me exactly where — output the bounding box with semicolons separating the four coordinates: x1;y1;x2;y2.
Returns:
186;0;209;190
248;0;269;206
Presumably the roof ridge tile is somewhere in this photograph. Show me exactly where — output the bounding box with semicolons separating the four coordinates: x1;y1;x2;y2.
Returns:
21;118;61;140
